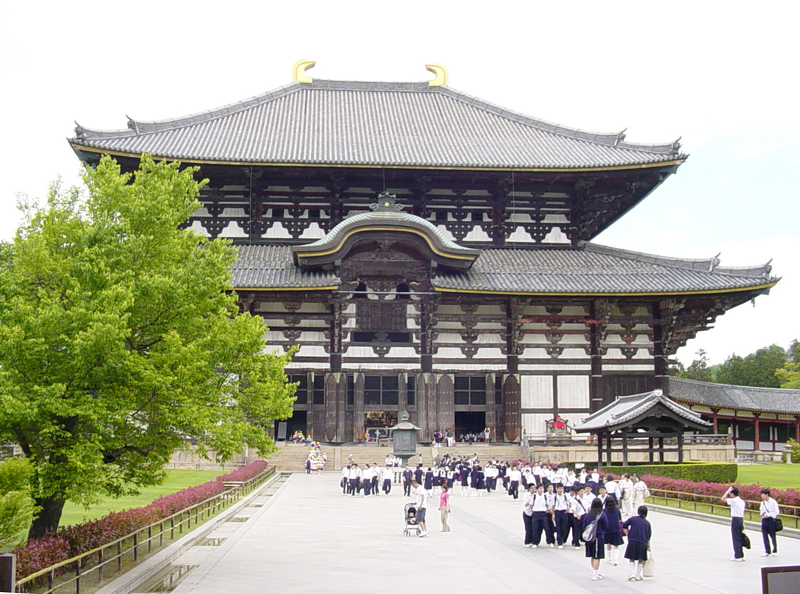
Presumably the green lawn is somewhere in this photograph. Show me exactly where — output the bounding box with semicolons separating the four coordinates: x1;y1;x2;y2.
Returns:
736;463;800;491
59;469;224;528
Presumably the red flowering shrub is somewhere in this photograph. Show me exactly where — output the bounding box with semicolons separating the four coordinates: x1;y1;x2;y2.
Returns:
13;460;271;579
639;474;800;515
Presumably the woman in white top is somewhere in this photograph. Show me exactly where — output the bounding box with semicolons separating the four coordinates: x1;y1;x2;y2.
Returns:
759;488;780;557
631;475;650;511
618;474;633;517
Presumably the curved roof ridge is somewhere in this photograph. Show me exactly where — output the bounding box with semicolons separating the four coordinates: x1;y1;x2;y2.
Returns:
78;81;304;139
581;242;774;279
434;86;682;156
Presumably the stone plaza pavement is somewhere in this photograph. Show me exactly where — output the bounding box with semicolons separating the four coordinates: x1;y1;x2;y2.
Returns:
169;473;797;594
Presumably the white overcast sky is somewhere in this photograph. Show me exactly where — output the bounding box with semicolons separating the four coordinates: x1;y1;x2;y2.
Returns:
1;1;797;365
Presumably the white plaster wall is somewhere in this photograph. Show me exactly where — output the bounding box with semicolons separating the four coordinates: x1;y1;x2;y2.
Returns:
522;413;551;437
187;221;209;237
262;222;292;239
433;362;507;371
521;375;553;408
463;226;492;242
557;376;590;408
298;222;325;239
506;227;533;242
293;345;328;358
220;221;247;238
542;227;569;244
518;364;591;372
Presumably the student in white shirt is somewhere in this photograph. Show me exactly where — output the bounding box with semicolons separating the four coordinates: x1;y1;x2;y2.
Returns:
721;486;746;561
759;488;780;557
522;484;536;547
508;465;522;499
411;479;428;537
531;485;555;548
361;465;374;497
382;465;394;495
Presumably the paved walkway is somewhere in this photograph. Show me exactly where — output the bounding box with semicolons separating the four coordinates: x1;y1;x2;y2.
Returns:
170;473;797;594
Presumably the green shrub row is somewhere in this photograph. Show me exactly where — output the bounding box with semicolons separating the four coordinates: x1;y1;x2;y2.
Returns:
603;462;737;483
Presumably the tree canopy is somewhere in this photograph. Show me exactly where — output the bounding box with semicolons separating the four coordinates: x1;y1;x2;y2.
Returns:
0;156;295;538
776;340;800;389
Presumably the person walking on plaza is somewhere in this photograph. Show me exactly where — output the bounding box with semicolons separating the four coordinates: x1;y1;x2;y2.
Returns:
759;488;780;557
583;497;609;581
522;483;536;547
721;486;746;561
439;485;451;532
631;475;650;511
508;464;522;499
618;473;633;517
603;496;624;566
411;479;428;537
622;505;652;581
402;465;413;496
382;465;394;495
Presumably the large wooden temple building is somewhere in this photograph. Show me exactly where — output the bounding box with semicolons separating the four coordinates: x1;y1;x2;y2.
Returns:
69;62;778;444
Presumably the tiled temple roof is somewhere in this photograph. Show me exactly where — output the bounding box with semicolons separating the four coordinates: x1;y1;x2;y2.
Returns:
668;377;800;415
71;80;685;170
574;389;711;432
232;241;776;295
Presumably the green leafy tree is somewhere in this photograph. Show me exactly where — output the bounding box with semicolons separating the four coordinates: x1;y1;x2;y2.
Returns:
0;458;37;550
676;349;716;382
776;339;800;389
0;156;295;538
716;344;787;388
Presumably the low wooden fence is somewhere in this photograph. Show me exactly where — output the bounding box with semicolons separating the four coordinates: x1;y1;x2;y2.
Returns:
648;488;800;529
15;466;275;594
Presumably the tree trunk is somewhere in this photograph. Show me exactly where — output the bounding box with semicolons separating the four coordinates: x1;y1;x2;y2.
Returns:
28;497;66;540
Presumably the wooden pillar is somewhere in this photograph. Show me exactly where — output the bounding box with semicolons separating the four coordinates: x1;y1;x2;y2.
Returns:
589;301;604;412
677;431;684;463
502;374;521;442
353;373;365;442
754;413;761;451
597;432;604;468
437;374;455;440
711;408;719;434
652;302;669;394
658;436;665;463
324;372;347;443
622;429;629;466
420;296;435;373
648;437;654;463
795;416;800;442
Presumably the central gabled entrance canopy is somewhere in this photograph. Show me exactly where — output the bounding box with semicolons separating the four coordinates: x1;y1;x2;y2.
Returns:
291;192;480;271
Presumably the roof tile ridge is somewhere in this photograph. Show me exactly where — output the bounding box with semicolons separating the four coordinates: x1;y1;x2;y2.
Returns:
435;85;682;155
78;82;304;140
670;376;800;395
580;242;773;278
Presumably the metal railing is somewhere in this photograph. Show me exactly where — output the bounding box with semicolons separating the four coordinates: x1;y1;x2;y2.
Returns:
15;466;275;594
648;488;800;529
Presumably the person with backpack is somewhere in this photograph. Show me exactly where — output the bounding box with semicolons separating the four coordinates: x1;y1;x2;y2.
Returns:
582;497;609;581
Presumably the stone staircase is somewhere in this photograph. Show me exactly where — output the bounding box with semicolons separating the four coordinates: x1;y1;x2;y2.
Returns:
265;442;526;472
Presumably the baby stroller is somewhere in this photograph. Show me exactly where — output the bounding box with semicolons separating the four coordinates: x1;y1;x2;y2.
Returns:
403;503;421;537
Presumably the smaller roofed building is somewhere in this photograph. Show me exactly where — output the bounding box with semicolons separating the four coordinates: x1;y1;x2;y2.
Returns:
669;377;800;454
575;389;711;465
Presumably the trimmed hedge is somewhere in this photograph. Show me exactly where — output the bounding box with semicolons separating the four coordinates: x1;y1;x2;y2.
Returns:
604;462;737;484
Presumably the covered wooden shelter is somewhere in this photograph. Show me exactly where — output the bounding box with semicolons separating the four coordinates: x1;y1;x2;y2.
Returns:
574;389;711;466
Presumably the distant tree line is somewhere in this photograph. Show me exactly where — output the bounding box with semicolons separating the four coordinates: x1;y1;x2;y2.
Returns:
673;340;800;389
